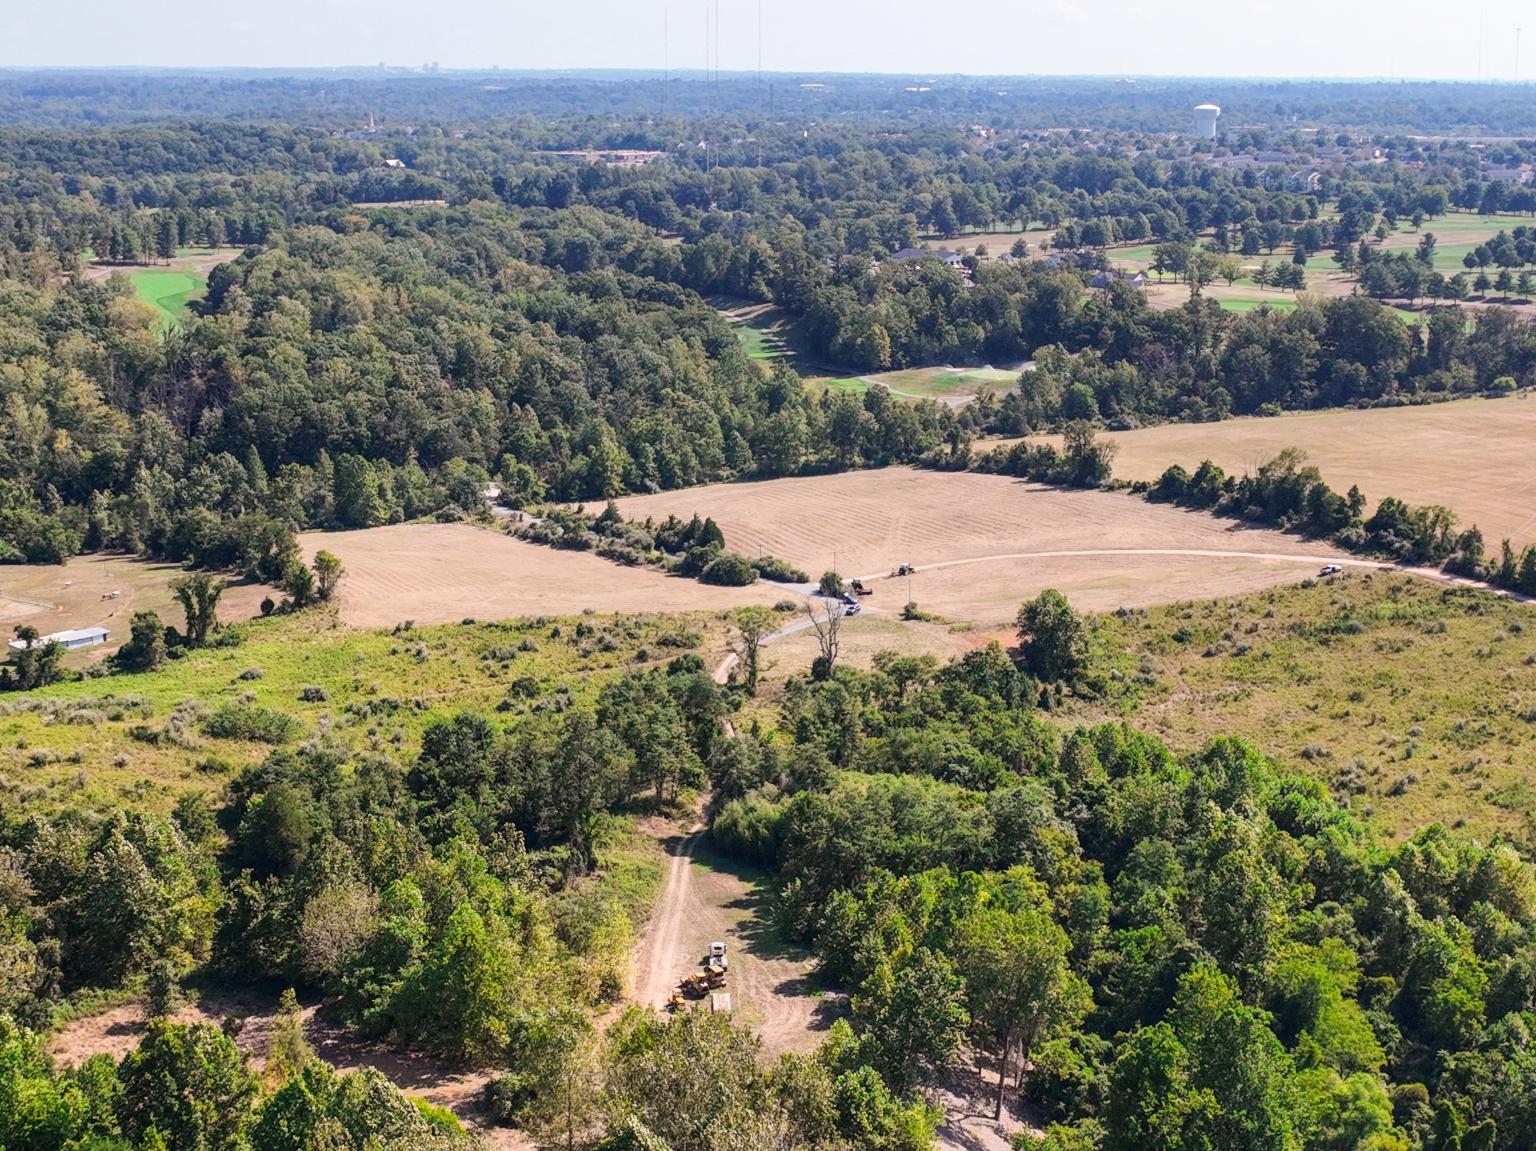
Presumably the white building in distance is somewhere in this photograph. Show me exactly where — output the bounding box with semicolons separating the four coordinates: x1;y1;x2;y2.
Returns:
8;626;109;652
1193;104;1221;139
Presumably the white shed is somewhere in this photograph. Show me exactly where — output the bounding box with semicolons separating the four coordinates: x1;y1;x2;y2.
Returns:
8;626;110;652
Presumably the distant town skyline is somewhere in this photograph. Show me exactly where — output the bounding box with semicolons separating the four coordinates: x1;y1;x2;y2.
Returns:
2;0;1532;83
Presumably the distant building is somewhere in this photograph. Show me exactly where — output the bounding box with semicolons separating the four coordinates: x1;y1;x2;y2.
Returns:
381;158;407;169
1192;104;1221;139
1090;270;1148;289
890;247;966;267
9;626;109;653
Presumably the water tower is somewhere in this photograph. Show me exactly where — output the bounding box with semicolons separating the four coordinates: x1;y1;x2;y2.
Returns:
1192;103;1221;139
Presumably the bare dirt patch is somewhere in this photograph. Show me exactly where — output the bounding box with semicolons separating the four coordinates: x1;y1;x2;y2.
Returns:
1011;395;1536;549
298;523;790;628
0;553;268;660
614;468;1355;626
628;817;839;1056
48;993;527;1149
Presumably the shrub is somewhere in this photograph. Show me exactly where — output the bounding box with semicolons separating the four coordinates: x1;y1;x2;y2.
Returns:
700;552;758;587
712;793;785;865
298;686;329;702
752;555;810;583
203;704;303;744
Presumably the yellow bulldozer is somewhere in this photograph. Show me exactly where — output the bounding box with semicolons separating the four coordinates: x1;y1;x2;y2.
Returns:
666;958;727;1010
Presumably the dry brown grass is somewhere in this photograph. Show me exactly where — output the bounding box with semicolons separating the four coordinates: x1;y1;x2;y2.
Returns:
299;523;789;628
1012;395;1536;549
0;554;269;661
615;468;1356;626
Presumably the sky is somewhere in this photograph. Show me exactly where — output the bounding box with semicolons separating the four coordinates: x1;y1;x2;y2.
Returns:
2;0;1533;81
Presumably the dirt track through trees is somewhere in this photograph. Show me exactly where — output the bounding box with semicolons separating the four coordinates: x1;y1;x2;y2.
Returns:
627;815;837;1055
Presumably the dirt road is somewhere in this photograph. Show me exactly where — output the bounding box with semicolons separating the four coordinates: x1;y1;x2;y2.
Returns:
628;817;836;1055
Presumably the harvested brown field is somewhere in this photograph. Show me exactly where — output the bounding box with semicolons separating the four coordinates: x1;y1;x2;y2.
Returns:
614;468;1360;625
299;523;789;628
1015;395;1536;548
0;553;268;660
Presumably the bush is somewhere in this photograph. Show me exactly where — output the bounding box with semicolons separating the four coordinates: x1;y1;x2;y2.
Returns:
752;555;810;583
700;552;758;587
819;570;845;597
712;793;785;865
298;686;329;702
202;704;303;744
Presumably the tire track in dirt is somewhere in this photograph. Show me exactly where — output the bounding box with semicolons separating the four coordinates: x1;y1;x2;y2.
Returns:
633;825;704;1009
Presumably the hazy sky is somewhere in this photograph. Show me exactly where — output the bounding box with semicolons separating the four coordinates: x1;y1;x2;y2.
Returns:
2;0;1532;81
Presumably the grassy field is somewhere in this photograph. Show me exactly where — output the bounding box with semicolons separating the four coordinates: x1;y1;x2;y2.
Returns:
1024;394;1536;549
1215;297;1299;313
809;365;1020;403
0;607;731;818
614;467;1358;625
735;323;787;361
1068;572;1536;841
127;268;204;327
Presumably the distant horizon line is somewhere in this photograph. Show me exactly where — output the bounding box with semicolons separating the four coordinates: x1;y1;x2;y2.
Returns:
1;65;1534;87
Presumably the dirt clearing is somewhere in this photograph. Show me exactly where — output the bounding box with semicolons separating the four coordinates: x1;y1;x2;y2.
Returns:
615;468;1356;625
1015;395;1536;548
629;817;838;1056
299;523;790;628
0;553;268;660
49;993;526;1149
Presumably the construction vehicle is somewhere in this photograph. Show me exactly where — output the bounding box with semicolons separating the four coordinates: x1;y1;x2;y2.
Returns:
891;563;916;577
850;579;873;596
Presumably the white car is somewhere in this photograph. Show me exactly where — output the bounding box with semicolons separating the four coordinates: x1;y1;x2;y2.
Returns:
1319;564;1343;576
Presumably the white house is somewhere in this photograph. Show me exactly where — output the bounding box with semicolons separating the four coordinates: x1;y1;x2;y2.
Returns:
9;626;109;653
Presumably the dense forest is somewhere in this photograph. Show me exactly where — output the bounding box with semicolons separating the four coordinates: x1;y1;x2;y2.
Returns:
706;603;1536;1151
4;88;1536;569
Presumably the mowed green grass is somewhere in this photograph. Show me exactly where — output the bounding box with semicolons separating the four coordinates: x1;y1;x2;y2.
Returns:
129;269;204;327
1216;297;1299;313
734;324;785;361
1071;573;1536;842
811;366;1017;401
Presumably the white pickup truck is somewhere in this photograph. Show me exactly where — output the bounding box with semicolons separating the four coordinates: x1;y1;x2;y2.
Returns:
709;941;728;971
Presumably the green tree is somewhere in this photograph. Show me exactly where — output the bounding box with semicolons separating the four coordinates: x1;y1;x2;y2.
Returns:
311;550;345;601
734;605;779;695
171;573;223;647
332;454;384;528
283;562;316;608
1016;589;1087;683
4;626;65;691
116;1021;258;1151
1102;1023;1213;1151
854;948;970;1090
115;610;167;672
956;901;1089;1118
264;988;312;1089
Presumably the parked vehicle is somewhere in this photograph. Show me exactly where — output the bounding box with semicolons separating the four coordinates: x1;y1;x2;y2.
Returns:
850;579;873;596
1319;564;1342;576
